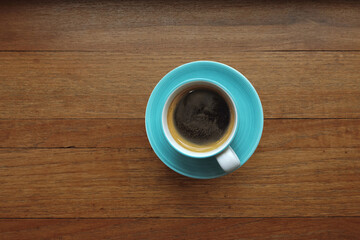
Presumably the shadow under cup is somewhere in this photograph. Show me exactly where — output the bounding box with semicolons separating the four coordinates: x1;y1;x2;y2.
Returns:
162;80;238;158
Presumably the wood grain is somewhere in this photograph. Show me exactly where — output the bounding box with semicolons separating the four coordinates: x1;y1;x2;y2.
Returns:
1;52;359;118
0;0;359;237
0;119;359;149
1;218;359;240
0;0;359;51
0;148;359;218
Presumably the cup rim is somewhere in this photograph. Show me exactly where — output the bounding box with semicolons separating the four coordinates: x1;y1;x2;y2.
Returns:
161;78;238;158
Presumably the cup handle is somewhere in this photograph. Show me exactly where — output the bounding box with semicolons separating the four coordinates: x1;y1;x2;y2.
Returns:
216;147;241;173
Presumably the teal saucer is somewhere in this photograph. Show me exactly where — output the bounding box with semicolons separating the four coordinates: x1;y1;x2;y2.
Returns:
145;61;263;179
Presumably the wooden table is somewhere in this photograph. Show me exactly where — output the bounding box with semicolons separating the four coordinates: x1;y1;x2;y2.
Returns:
1;1;359;239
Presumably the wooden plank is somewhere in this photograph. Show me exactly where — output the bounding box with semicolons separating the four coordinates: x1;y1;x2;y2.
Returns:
0;119;359;148
0;218;359;240
0;1;359;51
262;119;360;149
0;148;359;218
0;52;359;118
0;119;147;149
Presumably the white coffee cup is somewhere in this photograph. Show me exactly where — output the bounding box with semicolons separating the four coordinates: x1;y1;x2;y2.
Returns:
162;79;240;173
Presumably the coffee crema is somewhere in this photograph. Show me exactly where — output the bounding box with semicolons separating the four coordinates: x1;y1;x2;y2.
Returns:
167;86;235;153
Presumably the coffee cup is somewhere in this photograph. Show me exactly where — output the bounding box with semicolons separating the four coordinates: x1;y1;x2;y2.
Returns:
162;78;240;173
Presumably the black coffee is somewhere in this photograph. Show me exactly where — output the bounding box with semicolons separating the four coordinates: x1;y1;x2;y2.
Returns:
173;87;231;145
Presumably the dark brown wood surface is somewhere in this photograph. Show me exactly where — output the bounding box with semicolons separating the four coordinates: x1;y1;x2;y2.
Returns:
1;218;359;240
0;0;359;239
1;0;359;51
